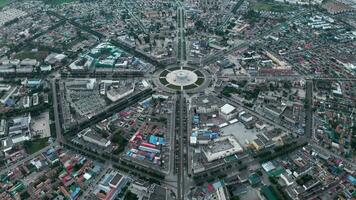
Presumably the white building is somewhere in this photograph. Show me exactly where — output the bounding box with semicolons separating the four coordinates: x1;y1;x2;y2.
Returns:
240;113;253;123
280;173;294;186
45;53;67;64
8;115;31;136
0;86;17;104
66;79;96;90
219;104;236;120
32;93;39;106
20;58;38;67
0;119;6;136
256;121;267;130
262;161;276;172
11;135;30;144
40;65;52;72
207;186;228;200
23;96;30;108
106;84;134;102
0;84;11;91
215;187;227;200
69;55;94;71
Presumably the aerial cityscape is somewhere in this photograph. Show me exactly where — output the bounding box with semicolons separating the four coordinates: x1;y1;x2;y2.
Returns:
0;0;355;199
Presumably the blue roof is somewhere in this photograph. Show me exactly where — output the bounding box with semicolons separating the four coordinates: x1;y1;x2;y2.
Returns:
27;80;41;84
141;98;151;108
70;187;80;199
149;135;165;145
5;99;15;106
347;175;356;185
132;58;141;65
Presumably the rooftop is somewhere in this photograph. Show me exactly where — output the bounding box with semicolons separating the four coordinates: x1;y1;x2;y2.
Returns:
220;104;235;115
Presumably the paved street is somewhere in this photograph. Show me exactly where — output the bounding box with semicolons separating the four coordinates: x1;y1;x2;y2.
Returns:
305;80;313;139
176;93;186;200
51;79;63;143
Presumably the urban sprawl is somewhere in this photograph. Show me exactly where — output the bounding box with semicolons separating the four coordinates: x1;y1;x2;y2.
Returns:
0;0;355;200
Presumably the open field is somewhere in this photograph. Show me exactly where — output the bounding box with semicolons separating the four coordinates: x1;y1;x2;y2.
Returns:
0;0;10;8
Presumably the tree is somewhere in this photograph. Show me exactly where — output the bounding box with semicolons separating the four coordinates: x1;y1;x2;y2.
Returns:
296;174;312;185
101;131;109;139
283;81;292;90
112;133;127;145
243;10;260;24
124;190;138;200
195;20;204;30
269;176;278;184
111;130;128;155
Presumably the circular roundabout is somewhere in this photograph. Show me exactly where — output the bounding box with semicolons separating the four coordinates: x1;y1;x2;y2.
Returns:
166;69;198;87
154;66;211;93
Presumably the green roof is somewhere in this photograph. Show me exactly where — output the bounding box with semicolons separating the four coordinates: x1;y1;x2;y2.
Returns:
260;185;278;200
268;166;286;177
249;173;261;185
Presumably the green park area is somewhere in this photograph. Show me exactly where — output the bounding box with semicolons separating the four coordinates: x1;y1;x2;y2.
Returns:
23;138;49;154
253;2;296;12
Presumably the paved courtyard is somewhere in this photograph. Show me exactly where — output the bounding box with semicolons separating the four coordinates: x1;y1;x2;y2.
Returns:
31;112;51;138
221;122;260;145
166;69;198;86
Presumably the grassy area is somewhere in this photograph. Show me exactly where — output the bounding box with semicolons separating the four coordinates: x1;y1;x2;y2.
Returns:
112;130;128;155
23;138;49;154
0;0;10;8
159;70;169;77
159;78;169;85
14;51;49;61
253;2;296;12
195;70;203;77
183;84;197;90
167;84;181;90
195;77;205;86
42;0;76;5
